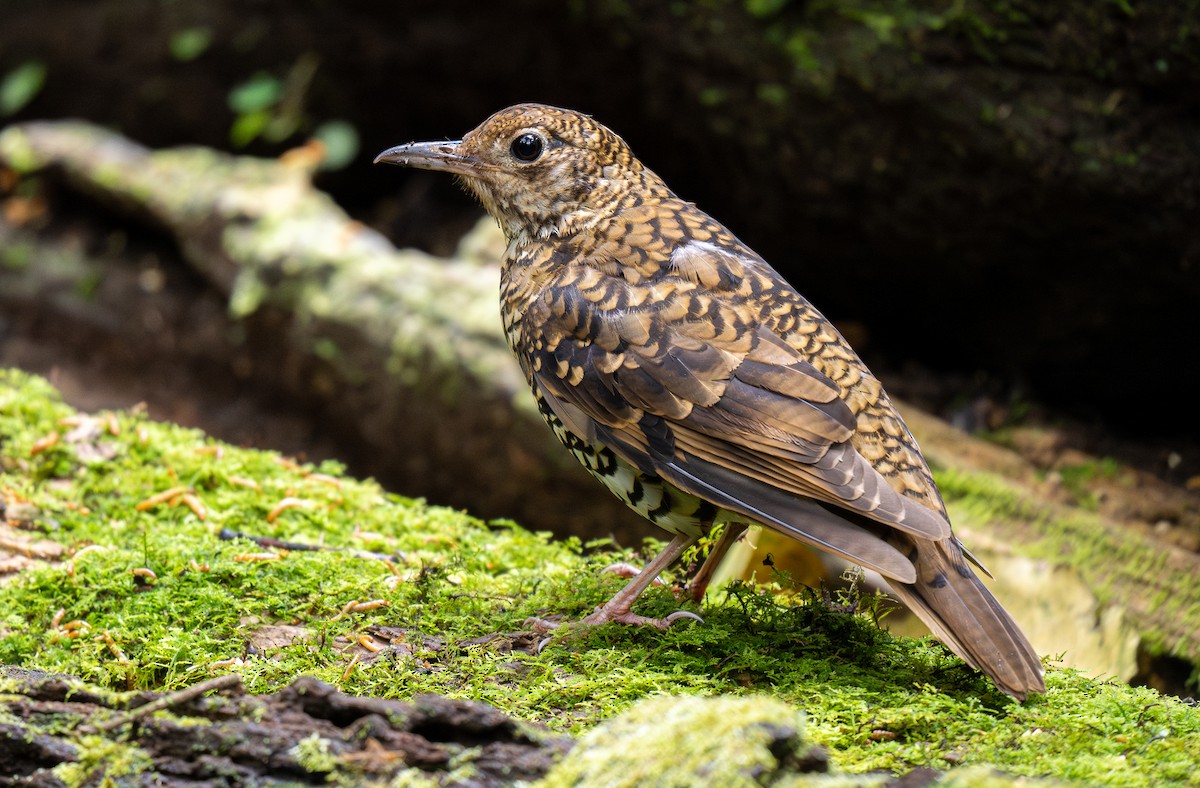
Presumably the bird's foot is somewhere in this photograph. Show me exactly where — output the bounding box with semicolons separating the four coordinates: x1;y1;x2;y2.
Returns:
525;606;701;634
523;616;564;652
600;561;665;584
524;533;703;650
525;616;564;635
582;606;703;630
524;605;702;652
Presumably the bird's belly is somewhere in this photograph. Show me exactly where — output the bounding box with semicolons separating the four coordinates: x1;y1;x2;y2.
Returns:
534;394;711;537
584;450;709;537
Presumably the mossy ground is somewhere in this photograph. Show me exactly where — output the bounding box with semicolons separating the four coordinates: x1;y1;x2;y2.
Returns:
2;368;1199;785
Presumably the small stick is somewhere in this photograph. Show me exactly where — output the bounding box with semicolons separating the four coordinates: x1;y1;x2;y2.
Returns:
88;673;242;733
218;528;405;564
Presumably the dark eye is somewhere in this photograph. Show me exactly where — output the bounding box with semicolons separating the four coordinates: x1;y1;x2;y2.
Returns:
510;133;544;162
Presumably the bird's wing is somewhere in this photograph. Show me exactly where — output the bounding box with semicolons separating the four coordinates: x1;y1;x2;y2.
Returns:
527;249;952;583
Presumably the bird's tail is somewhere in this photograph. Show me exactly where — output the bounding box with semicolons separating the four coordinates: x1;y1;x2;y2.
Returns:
886;539;1045;700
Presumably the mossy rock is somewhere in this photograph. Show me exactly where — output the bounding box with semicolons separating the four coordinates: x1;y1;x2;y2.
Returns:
542;694;835;787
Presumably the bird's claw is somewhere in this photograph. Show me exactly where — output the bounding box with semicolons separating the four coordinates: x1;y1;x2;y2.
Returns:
581;607;704;630
525;607;703;648
524;616;562;634
600;562;665;585
523;617;562;653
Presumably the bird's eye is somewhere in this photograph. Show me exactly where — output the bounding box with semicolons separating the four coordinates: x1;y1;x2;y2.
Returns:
510;133;544;162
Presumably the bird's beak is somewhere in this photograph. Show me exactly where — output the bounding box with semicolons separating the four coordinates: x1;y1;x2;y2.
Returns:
373;140;487;177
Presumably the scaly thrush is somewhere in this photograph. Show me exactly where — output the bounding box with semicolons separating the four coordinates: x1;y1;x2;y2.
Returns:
375;104;1045;700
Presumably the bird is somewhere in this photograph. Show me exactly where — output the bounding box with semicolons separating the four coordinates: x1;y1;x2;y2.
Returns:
374;103;1045;700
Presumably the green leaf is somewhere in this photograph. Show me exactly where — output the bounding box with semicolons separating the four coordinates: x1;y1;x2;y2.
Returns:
230;109;271;147
312;120;359;170
745;0;790;18
0;61;47;116
170;28;213;61
227;73;282;114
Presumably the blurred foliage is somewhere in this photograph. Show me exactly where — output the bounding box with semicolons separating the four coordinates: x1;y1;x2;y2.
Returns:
0;61;46;116
227;71;285;146
168;27;214;62
312;119;360;170
221;52;355;169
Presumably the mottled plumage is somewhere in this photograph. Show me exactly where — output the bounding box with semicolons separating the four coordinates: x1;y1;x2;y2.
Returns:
375;103;1045;700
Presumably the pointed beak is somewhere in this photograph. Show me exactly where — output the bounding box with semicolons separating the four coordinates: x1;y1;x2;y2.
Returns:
373;140;490;177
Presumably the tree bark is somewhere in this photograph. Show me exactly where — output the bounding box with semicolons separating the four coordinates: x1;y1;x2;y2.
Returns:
0;669;570;786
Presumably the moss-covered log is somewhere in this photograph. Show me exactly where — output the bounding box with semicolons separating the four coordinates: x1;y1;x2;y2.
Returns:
0;670;569;786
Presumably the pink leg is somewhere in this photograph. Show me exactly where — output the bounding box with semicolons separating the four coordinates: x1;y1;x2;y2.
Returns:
580;533;702;628
529;533;702;634
685;522;748;602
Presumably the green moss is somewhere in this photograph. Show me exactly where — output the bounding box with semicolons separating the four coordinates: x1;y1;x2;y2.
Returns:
51;735;152;785
3;368;1200;785
291;732;338;773
0;368;565;693
543;695;1078;784
543;694;831;787
1054;457;1120;510
931;465;1036;523
0;128;39;173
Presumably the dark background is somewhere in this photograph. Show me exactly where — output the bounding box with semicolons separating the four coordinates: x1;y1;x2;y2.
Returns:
3;0;1199;473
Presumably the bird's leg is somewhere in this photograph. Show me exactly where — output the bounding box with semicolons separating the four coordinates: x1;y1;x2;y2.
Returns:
529;533;703;636
578;532;701;628
685;522;748;602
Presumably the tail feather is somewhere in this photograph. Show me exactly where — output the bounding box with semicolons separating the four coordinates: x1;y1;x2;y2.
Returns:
886;540;1045;700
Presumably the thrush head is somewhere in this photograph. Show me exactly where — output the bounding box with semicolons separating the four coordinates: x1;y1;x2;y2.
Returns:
375;103;672;242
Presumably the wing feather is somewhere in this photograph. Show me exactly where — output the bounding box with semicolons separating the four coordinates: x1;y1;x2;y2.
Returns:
527;242;953;566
